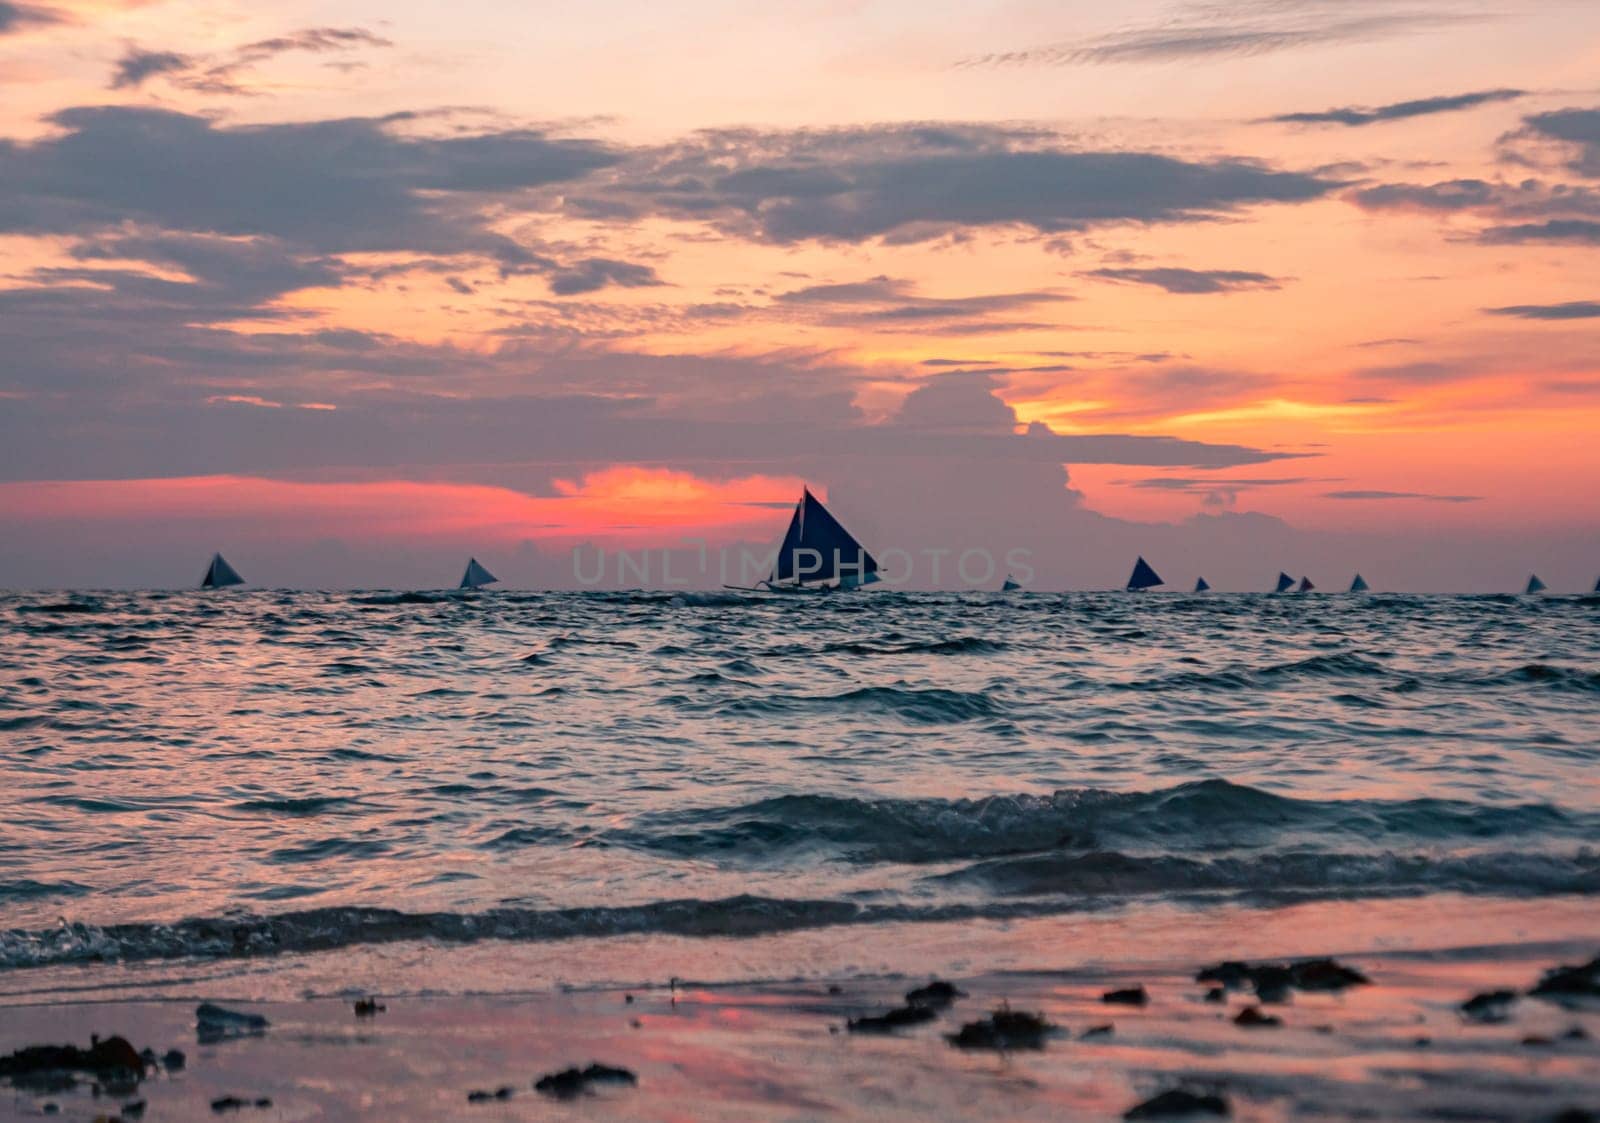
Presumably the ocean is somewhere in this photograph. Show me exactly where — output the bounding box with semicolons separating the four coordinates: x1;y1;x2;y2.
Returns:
2;589;1595;989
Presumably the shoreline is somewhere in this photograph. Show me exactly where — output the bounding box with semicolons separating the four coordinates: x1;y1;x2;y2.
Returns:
2;898;1596;1121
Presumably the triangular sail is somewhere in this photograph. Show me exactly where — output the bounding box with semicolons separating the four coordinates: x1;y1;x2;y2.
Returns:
1525;574;1546;594
1193;577;1210;592
1274;572;1295;593
1001;575;1021;592
769;488;878;586
200;552;244;589
1593;576;1600;594
1127;556;1163;590
1349;574;1369;593
1298;577;1315;593
459;558;498;589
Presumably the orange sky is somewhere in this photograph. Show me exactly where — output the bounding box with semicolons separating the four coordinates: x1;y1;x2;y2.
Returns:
1;0;1597;586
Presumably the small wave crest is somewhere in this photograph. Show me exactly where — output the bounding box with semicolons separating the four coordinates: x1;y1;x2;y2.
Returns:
935;848;1600;898
715;686;1005;724
612;780;1588;865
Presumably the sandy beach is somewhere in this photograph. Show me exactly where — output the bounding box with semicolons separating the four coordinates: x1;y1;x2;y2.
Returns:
4;897;1596;1122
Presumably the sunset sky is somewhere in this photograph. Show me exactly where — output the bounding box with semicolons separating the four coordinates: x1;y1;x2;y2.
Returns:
2;0;1597;589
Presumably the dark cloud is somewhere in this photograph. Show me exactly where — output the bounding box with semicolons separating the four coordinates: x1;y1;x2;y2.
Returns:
1484;300;1600;320
110;47;195;90
1346;176;1600;245
0;106;644;294
1347;178;1600;216
588;125;1339;245
0;0;60;34
235;26;391;60
1323;490;1482;502
1128;476;1322;491
773;274;1064;331
0;359;1296;487
67;231;346;310
547;258;664;296
1479;219;1600;244
958;1;1480;67
1084;266;1281;294
110;26;393;96
1119;473;1331;511
1266;88;1523;127
1517;107;1600;177
776;276;910;304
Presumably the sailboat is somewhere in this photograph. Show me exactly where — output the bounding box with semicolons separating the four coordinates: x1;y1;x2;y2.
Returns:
200;552;244;589
1525;574;1547;594
1349;574;1369;593
459;558;498;590
1001;575;1021;592
1593;576;1600;594
1126;556;1163;591
734;487;879;593
1193;577;1211;592
1274;572;1295;593
1297;577;1316;593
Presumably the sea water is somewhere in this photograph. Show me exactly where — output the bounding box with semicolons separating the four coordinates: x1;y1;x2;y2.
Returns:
1;590;1595;993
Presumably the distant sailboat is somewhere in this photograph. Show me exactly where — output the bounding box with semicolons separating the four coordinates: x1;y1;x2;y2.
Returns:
1193;577;1211;592
1126;556;1163;591
1593;576;1600;594
736;487;879;592
200;552;244;590
1001;575;1021;592
1274;572;1295;593
1297;577;1316;593
1525;574;1547;594
459;558;498;590
1349;574;1369;593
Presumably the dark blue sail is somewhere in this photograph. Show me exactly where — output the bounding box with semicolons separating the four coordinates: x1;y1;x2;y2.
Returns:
459;558;498;589
1525;574;1546;594
770;488;878;586
1349;574;1369;593
1594;576;1600;594
1002;575;1021;592
200;552;244;589
1274;572;1295;593
1193;577;1211;592
1127;556;1163;590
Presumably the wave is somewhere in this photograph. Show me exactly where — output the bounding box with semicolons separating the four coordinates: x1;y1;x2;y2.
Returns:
1492;664;1600;693
0;879;90;903
1112;653;1600;696
352;592;451;606
5;849;1595;971
15;600;104;615
713;686;1005;724
232;796;357;815
935;848;1600;898
820;636;1007;656
611;779;1591;865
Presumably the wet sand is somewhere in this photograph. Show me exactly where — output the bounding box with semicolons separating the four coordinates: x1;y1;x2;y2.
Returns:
3;928;1596;1121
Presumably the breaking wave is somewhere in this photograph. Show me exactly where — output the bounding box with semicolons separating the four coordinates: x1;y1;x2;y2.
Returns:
612;779;1592;865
